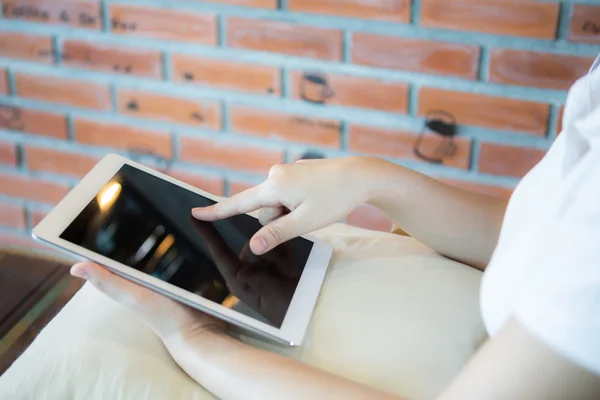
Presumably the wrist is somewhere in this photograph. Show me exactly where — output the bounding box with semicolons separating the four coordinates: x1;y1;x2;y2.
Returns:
163;321;227;348
354;157;411;206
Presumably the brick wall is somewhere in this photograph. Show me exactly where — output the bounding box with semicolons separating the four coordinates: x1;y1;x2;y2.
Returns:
1;0;600;249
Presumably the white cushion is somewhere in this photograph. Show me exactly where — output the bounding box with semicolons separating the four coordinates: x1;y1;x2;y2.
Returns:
0;224;486;400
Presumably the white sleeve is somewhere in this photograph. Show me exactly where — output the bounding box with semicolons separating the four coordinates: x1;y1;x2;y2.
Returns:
514;163;600;375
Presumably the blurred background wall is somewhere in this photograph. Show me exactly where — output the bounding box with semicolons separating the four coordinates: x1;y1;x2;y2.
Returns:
0;0;599;247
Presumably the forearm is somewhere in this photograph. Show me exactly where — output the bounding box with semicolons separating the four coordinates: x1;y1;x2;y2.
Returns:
166;331;400;400
363;158;507;270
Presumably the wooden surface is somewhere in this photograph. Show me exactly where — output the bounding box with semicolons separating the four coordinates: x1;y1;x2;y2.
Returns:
0;250;83;375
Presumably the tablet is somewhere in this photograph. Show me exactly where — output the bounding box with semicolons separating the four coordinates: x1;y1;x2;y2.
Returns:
32;154;333;346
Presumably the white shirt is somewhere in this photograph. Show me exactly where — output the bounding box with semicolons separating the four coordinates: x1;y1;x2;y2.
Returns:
481;57;600;375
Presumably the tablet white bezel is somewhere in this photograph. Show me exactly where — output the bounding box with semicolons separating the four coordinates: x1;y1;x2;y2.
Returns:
32;153;332;346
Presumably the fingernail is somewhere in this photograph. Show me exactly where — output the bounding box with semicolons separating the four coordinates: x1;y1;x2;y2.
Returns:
70;264;88;279
251;236;268;254
191;208;202;217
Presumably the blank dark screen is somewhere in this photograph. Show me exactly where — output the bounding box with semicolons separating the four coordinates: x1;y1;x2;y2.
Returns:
60;165;313;328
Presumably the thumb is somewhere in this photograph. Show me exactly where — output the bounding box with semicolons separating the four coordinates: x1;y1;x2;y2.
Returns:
250;207;308;255
71;262;146;309
71;262;199;338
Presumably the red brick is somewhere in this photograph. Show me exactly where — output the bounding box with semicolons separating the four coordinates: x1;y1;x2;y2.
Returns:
166;169;224;196
73;119;173;159
556;106;564;136
419;88;550;136
0;106;68;139
478;143;546;178
0;172;70;204
117;89;221;130
179;136;283;175
217;0;277;8
347;204;393;232
0;141;17;166
569;5;600;44
439;178;513;200
348;124;471;169
288;0;409;23
227;18;343;61
0;203;26;229
290;71;408;113
230;106;341;148
0;232;53;252
229;180;257;195
0;32;53;63
0;70;8;94
15;73;111;110
110;5;217;45
489;49;593;90
2;0;101;29
421;0;559;39
25;146;99;178
30;209;47;227
172;54;280;95
353;33;479;80
63;40;162;78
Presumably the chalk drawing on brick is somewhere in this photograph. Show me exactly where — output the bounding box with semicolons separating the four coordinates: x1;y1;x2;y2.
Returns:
127;146;172;172
112;17;137;31
37;49;59;59
3;3;98;27
78;12;97;26
414;110;458;165
0;105;25;131
125;100;139;111
58;44;150;76
583;21;600;35
61;49;91;64
191;112;205;122
289;116;341;132
299;150;326;160
59;10;70;22
2;4;49;20
299;72;334;104
114;65;133;73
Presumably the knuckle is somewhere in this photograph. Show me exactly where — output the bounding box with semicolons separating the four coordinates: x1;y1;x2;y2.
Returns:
267;223;286;244
268;164;285;178
262;179;280;197
228;195;241;215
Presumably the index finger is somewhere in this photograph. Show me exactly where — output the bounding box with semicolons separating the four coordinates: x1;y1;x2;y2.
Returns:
192;184;268;221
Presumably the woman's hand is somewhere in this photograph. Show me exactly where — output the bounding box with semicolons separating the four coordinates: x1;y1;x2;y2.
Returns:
194;154;508;269
192;156;384;255
70;262;226;343
69;261;400;400
190;217;300;326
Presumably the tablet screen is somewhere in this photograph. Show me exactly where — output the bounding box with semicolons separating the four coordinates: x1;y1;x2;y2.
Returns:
60;165;313;328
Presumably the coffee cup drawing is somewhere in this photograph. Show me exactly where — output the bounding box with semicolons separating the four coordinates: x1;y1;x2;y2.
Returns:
300;72;334;104
0;105;25;131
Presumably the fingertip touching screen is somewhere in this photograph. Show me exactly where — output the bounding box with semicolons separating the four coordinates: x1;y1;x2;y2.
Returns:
60;165;313;328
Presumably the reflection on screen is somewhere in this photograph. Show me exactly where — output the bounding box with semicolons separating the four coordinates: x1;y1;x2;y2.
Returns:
60;165;313;328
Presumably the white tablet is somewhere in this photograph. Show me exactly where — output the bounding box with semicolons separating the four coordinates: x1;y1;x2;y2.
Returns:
32;153;333;346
